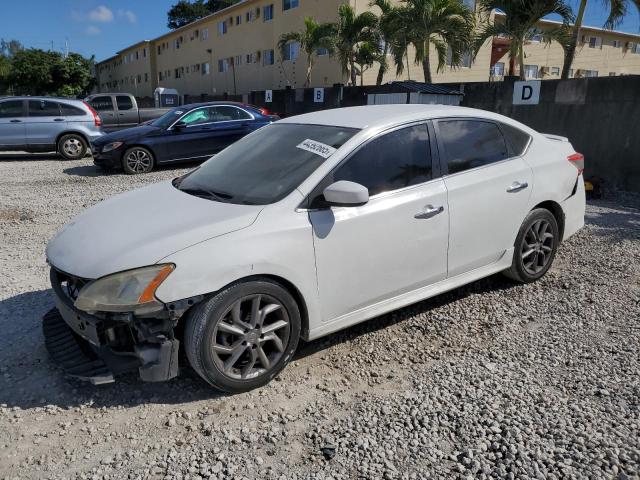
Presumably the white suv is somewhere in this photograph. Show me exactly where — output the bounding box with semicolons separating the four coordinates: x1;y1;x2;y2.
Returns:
44;105;585;392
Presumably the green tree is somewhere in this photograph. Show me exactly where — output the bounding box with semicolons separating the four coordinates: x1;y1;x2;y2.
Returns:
53;53;96;97
332;4;379;86
475;0;573;80
167;0;239;29
561;0;640;78
369;0;403;85
278;17;335;87
354;42;381;86
393;0;475;83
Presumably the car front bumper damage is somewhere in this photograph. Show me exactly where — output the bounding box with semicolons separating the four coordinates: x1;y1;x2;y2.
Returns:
43;267;196;384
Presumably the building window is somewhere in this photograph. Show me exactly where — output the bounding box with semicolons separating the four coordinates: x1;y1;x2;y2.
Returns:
137;74;142;83
283;0;298;11
235;15;242;25
202;62;211;75
490;62;504;76
264;4;274;21
588;36;600;48
246;10;255;22
144;73;149;82
584;69;598;77
317;47;329;56
609;72;616;76
218;58;230;72
218;21;227;36
612;39;620;48
551;66;560;76
634;43;640;54
524;64;538;79
235;55;242;66
283;42;300;61
446;47;472;68
202;28;209;40
263;49;275;65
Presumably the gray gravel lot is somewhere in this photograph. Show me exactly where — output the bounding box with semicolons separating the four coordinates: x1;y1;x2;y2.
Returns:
0;154;639;480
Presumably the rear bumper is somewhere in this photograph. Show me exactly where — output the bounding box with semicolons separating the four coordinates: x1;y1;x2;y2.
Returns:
44;268;179;384
562;175;586;241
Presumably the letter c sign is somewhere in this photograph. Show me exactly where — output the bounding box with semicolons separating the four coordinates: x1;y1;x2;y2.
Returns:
513;81;541;105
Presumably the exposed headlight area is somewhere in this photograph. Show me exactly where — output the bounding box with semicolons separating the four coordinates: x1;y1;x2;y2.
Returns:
74;264;175;314
102;141;124;153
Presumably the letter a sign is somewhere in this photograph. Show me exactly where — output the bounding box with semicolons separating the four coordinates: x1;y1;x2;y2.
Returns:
513;81;541;105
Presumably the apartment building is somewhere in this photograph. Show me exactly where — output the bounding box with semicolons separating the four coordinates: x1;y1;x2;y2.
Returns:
95;0;640;98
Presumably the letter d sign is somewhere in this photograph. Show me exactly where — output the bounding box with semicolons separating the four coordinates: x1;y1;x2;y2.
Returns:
513;81;540;105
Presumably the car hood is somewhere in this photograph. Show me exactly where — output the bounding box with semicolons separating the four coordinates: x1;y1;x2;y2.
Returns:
46;181;263;279
94;125;160;145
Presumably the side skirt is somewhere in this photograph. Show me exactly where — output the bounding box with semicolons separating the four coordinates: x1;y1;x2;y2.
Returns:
307;248;514;341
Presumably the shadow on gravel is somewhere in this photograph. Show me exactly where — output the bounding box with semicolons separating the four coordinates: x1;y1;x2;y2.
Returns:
585;201;640;242
63;161;202;178
0;274;517;410
0;152;62;162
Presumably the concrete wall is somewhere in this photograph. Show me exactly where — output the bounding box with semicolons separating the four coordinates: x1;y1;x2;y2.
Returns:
448;75;640;192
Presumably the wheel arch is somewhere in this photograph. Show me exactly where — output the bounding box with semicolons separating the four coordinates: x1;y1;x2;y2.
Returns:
532;200;565;240
122;144;157;162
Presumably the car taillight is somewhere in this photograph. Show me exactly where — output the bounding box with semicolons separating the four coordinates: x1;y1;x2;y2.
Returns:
83;101;102;127
259;107;269;115
567;153;584;174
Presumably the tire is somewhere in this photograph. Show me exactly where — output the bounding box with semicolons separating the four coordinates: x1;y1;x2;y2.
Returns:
57;134;87;160
184;280;301;393
122;146;155;174
504;208;560;283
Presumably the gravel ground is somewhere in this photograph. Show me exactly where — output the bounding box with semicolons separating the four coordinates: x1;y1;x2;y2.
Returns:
0;153;639;480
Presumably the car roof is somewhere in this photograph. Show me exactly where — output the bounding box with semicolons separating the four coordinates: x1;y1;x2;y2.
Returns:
278;104;528;131
2;96;85;104
177;101;255;110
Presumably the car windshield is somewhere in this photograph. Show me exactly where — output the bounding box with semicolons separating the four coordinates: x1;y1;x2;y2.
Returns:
151;108;185;129
175;123;358;205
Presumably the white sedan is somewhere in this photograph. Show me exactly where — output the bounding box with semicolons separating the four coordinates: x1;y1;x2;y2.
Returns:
44;105;585;392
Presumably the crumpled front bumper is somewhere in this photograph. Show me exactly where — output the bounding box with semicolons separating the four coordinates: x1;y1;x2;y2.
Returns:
44;267;180;384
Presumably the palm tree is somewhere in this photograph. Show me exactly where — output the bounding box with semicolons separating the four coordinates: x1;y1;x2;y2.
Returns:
561;0;640;79
278;17;335;87
354;42;382;86
369;0;401;85
475;0;573;80
393;0;476;83
332;4;379;86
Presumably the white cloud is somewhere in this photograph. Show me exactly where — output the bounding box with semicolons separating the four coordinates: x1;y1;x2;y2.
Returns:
118;9;137;23
88;5;114;23
85;25;102;35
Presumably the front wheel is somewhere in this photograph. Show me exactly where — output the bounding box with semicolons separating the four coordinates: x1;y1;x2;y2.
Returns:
122;146;155;174
504;208;559;283
58;134;87;160
184;280;301;393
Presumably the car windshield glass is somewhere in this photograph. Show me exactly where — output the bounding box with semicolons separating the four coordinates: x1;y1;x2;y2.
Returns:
151;108;185;128
175;123;358;205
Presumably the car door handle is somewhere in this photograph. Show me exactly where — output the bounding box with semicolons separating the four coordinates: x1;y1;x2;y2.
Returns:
53;118;65;122
414;205;444;219
10;119;22;123
506;181;529;193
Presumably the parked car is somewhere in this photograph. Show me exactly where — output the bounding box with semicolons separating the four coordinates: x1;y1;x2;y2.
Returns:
0;96;104;160
91;101;278;174
44;105;585;392
84;93;170;132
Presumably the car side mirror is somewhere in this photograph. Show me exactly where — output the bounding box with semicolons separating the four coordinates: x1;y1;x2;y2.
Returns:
322;181;369;207
172;121;186;131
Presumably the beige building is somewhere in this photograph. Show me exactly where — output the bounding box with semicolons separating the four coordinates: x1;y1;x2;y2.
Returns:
95;0;640;98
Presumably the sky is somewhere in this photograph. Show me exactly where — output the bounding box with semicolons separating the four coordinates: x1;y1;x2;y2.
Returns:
0;0;639;62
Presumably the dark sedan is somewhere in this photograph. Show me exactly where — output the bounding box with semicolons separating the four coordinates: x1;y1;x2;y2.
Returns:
91;102;277;174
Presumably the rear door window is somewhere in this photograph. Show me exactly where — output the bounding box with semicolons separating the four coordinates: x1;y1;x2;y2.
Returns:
60;103;86;116
0;100;24;118
438;119;509;174
88;96;114;111
116;95;134;111
211;106;252;121
332;124;432;197
28;100;61;117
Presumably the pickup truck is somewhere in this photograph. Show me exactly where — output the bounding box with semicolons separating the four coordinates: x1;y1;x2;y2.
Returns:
84;93;171;132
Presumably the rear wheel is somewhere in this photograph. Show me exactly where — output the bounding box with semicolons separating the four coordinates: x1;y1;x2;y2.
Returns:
122;146;154;174
58;134;87;160
184;280;301;393
504;208;559;283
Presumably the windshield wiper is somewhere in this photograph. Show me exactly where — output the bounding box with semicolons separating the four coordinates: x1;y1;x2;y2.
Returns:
179;186;233;202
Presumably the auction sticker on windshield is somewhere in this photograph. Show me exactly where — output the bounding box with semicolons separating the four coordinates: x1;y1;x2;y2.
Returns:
296;139;337;159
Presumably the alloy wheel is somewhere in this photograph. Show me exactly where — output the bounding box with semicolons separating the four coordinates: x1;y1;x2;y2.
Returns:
125;149;152;173
63;138;82;157
521;219;554;275
212;294;290;380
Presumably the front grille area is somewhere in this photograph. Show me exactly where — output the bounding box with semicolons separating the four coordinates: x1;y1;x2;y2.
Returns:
51;268;91;302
